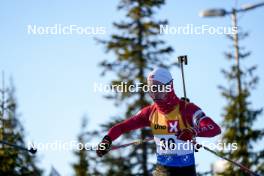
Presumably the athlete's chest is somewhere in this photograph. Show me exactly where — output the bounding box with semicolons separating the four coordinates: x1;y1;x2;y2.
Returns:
150;105;190;134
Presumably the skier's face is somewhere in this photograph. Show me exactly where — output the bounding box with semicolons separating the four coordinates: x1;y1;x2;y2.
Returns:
147;80;171;101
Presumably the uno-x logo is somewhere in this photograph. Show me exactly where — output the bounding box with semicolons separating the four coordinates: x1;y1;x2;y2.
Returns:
167;120;179;133
154;124;166;130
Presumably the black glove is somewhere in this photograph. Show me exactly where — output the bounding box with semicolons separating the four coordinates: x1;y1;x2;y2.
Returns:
176;128;197;141
96;135;112;157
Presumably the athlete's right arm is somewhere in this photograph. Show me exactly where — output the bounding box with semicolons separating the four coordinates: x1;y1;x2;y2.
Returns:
96;105;153;157
107;105;153;141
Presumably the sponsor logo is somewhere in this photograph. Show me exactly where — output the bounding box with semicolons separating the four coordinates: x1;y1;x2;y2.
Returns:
154;124;166;130
167;120;179;133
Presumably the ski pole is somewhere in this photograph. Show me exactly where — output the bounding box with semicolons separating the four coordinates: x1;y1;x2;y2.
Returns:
109;137;259;176
0;140;37;154
193;142;260;176
178;55;188;100
110;137;154;151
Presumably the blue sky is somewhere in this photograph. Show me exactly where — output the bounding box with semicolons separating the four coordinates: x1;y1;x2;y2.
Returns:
0;0;263;175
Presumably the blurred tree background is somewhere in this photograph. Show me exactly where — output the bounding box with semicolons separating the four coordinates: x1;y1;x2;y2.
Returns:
0;77;42;175
72;116;90;176
219;25;264;175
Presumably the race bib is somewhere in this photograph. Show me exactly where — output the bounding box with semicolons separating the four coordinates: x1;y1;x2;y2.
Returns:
154;134;194;156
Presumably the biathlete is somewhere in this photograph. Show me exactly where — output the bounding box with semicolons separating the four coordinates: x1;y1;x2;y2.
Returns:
96;67;221;176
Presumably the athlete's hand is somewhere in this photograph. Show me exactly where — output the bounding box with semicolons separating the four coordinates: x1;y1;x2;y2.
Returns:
176;128;197;141
96;135;112;157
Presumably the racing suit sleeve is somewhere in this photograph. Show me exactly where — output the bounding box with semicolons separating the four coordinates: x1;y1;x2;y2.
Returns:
107;105;153;141
186;103;221;137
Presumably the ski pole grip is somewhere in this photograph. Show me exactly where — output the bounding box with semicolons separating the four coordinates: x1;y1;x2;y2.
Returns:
178;55;188;65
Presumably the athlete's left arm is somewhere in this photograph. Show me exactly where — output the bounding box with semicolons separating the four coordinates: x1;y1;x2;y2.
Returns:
187;103;221;137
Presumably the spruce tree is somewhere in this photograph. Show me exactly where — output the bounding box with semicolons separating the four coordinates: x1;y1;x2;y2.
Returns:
219;28;264;175
96;0;173;175
72;116;90;176
0;78;42;175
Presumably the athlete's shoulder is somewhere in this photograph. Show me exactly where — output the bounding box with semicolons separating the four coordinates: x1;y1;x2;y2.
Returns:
179;99;204;121
133;104;156;125
186;102;201;113
137;104;156;116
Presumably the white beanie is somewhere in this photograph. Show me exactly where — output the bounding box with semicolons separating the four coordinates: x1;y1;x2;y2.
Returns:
147;67;172;84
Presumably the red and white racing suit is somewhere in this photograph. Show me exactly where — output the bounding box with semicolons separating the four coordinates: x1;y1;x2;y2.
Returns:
106;89;221;170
